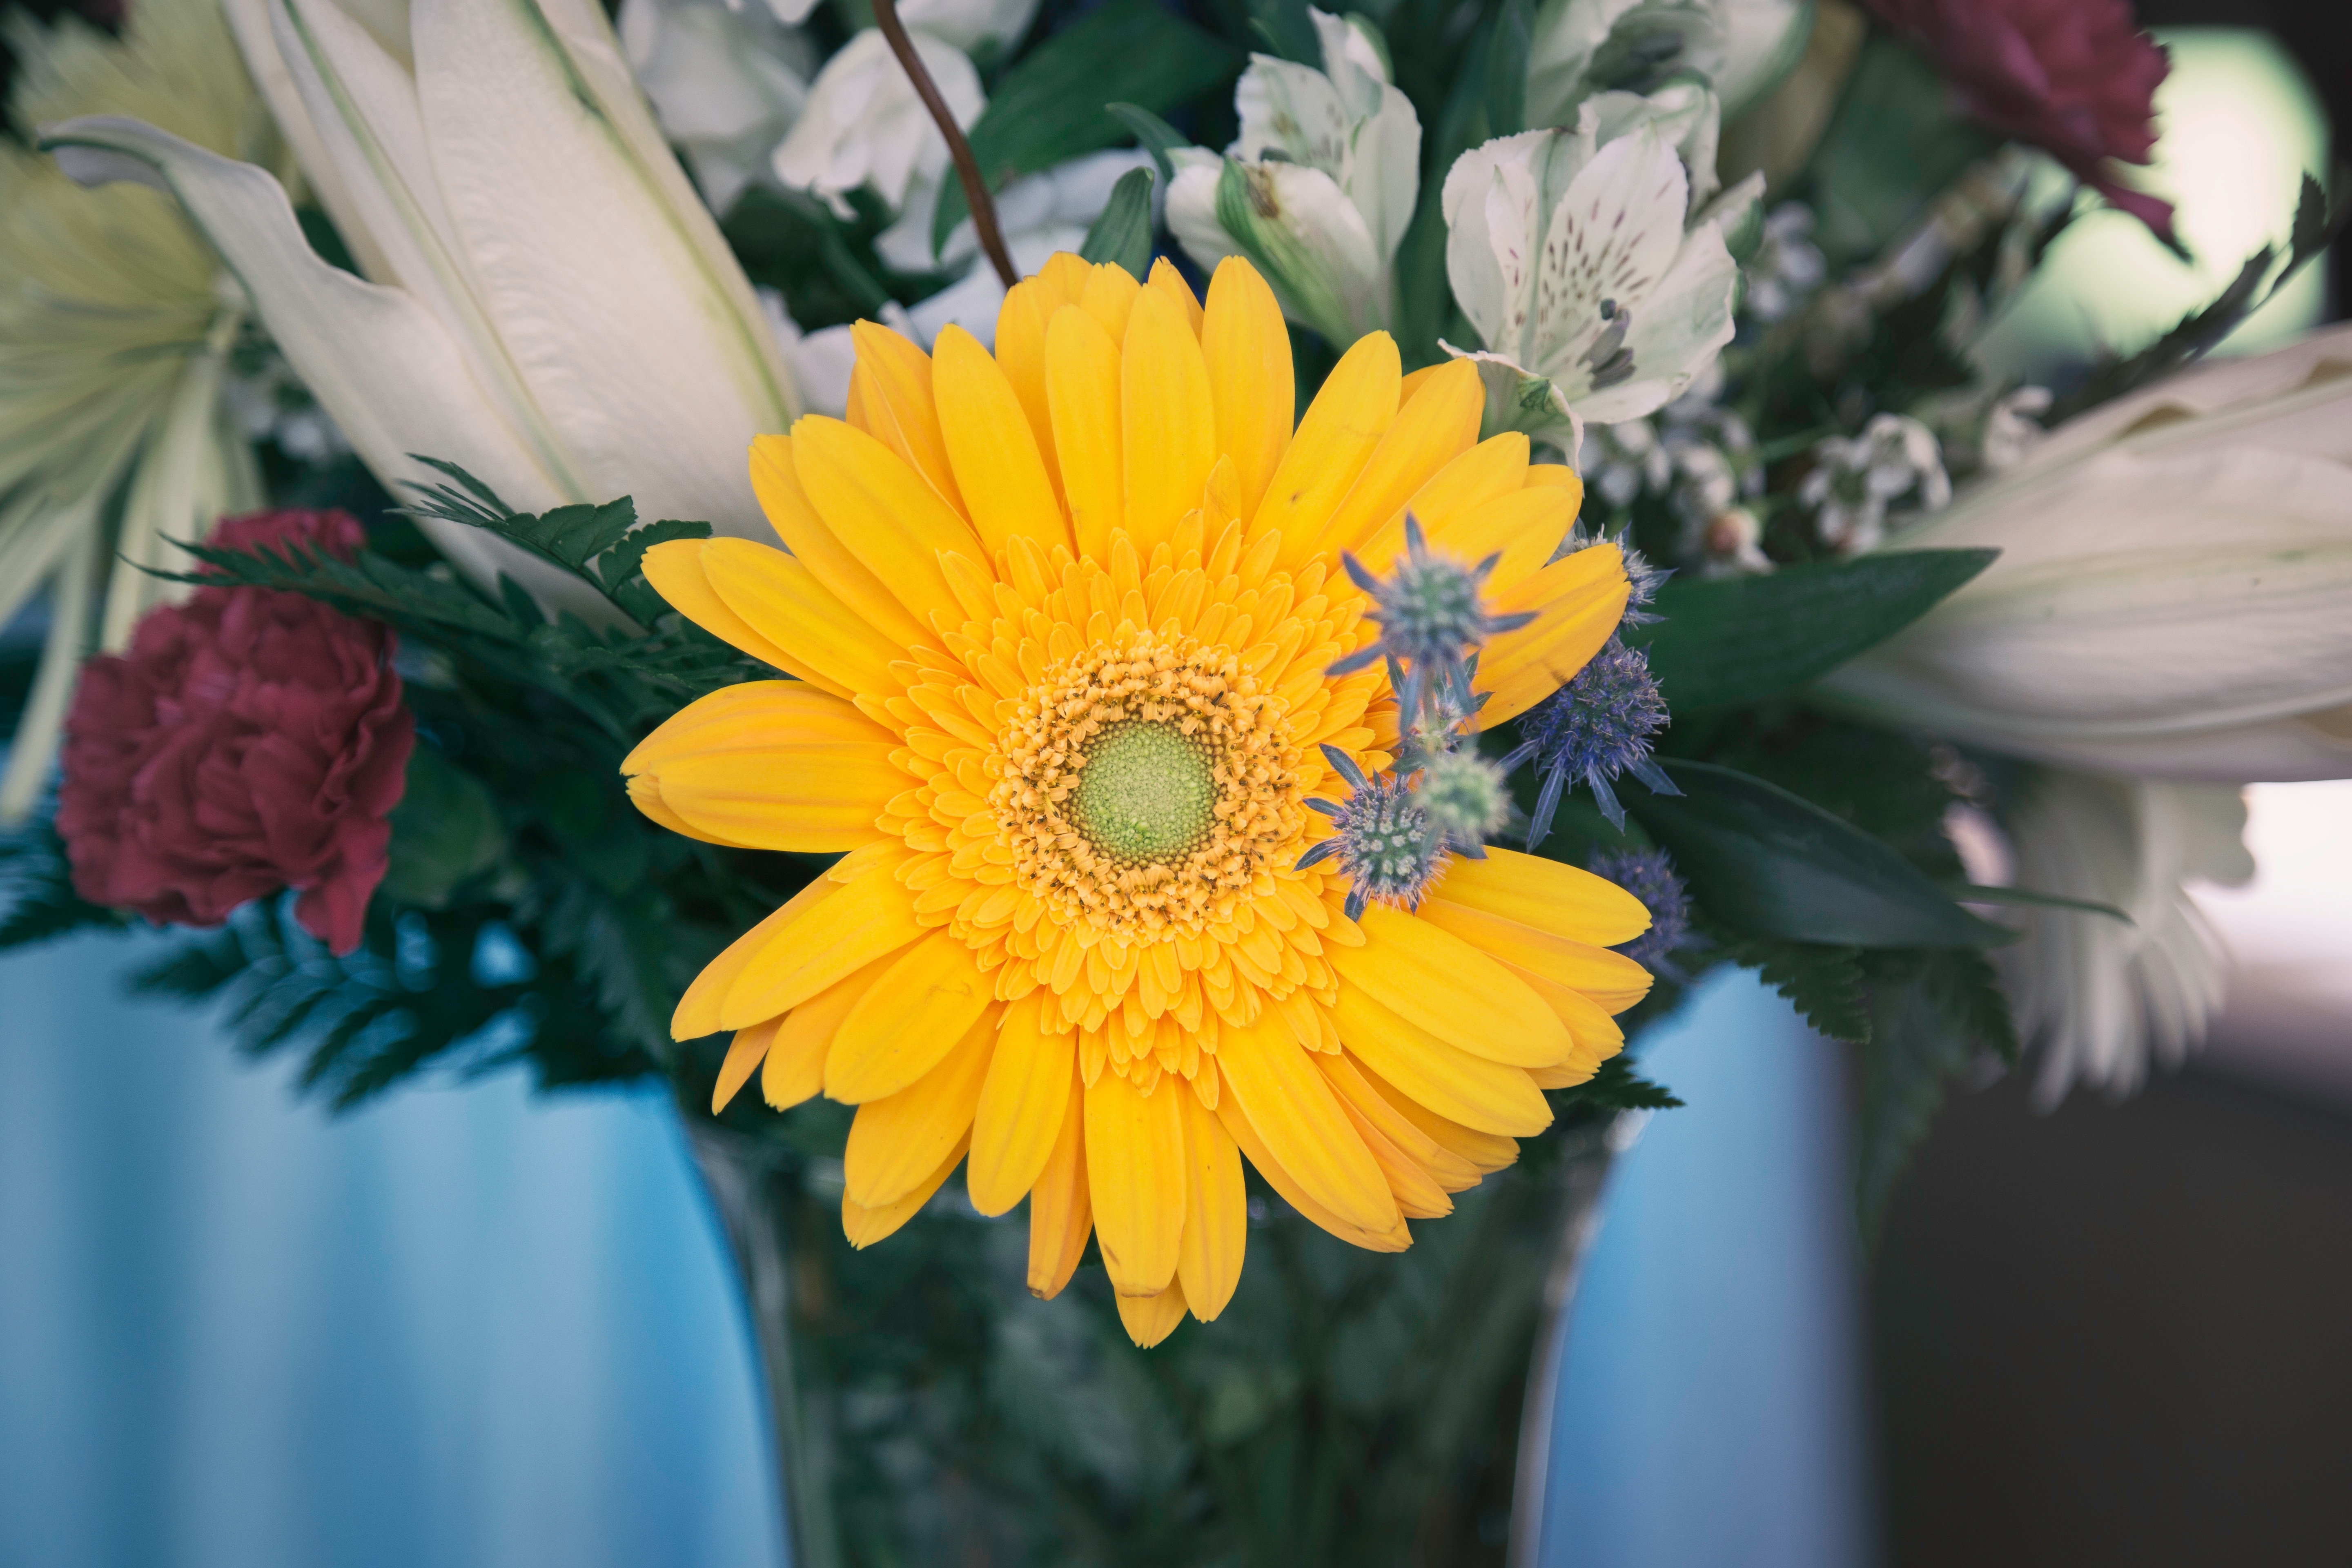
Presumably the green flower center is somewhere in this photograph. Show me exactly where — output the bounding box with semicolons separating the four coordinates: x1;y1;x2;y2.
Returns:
1070;721;1218;865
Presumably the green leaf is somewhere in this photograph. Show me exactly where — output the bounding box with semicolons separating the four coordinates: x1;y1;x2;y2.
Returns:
1626;549;1996;710
1719;935;1872;1042
1949;883;2132;924
1854;948;2020;1234
1803;35;2000;267
1106;103;1185;185
0;820;131;951
1551;1053;1684;1112
379;746;507;910
1628;760;2011;949
1078;167;1156;276
932;0;1241;254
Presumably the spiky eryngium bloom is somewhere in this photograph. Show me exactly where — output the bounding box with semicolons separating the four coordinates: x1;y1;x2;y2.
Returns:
0;0;290;820
621;256;1656;1345
1333;512;1534;724
1509;635;1678;842
1586;846;1696;982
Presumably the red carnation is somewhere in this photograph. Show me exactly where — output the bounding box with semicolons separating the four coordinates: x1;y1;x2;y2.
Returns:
1863;0;2175;243
57;509;413;955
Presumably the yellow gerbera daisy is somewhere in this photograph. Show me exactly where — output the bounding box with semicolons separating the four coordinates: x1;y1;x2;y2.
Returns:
625;253;1654;1347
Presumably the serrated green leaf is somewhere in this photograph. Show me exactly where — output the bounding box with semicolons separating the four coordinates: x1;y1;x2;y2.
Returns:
932;0;1241;254
1854;948;2020;1234
595;517;710;597
1625;549;1996;709
1722;935;1871;1042
0;822;130;950
1630;761;2011;949
1078;167;1157;276
1552;1054;1684;1112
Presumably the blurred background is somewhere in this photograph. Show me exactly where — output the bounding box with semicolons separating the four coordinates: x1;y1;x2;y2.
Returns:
2;3;2347;1565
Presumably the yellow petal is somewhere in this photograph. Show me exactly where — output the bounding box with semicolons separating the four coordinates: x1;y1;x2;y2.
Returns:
1084;1066;1187;1296
673;867;845;1038
1309;356;1483;559
993;278;1066;508
849;319;967;518
1046;304;1124;562
1214;1091;1410;1252
624;681;893;775
1147;257;1203;334
1434;846;1653;948
1416;899;1653;1011
1316;1051;1482;1192
931;324;1074;558
1336;1091;1453;1218
1037;251;1094;303
764;952;894;1109
722;858;924;1028
1121;287;1219;556
1115;1276;1190;1348
625;773;725;844
1252;332;1399;561
1421;486;1578;596
1525;461;1585;510
967;993;1078;1216
640;539;830;690
749;435;936;653
1478;546;1631;724
1202;258;1294;520
1327;984;1553;1136
646;748;902;853
1501;959;1627;1066
843;1005;1000;1207
1078;259;1142;345
1218;1008;1399;1232
823;929;994;1103
1174;1081;1246;1321
842;1132;968;1248
1351;1054;1521;1172
713;1018;776;1113
1027;1062;1092;1298
1350;433;1530;572
697;537;906;697
1333;905;1573;1067
790;415;982;626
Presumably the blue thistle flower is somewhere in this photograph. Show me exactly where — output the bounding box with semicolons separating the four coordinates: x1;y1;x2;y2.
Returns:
1588;846;1696;981
1506;636;1679;843
1331;513;1535;722
1295;745;1460;920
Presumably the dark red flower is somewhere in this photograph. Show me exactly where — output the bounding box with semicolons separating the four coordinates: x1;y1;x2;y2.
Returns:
1864;0;2175;242
57;510;413;955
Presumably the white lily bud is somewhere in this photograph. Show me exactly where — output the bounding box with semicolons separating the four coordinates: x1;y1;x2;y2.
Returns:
1440;96;1741;435
1823;323;2352;783
51;0;801;614
1165;7;1420;345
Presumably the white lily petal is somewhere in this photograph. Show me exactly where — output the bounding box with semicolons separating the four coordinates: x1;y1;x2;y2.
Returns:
898;0;1040;54
412;0;791;537
220;0;399;281
43;114;589;609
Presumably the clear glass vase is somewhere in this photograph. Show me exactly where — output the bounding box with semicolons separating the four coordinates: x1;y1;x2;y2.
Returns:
684;1101;1621;1568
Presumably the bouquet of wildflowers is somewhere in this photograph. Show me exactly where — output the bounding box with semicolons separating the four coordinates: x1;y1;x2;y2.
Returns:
4;0;2345;1558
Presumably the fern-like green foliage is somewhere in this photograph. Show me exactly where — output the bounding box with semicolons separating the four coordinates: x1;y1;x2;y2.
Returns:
0;820;129;951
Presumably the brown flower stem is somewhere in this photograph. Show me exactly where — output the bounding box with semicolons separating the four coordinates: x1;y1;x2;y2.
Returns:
870;0;1018;290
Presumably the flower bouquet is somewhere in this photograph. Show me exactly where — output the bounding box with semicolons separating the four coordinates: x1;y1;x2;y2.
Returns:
3;0;2346;1560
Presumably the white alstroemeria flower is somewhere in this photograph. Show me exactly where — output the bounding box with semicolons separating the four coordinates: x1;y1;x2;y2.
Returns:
0;0;280;820
46;0;799;615
1525;0;1811;129
1440;100;1744;443
618;0;814;214
1823;323;2352;783
1165;8;1420;345
770;28;982;221
1993;770;2252;1103
1799;412;1950;554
